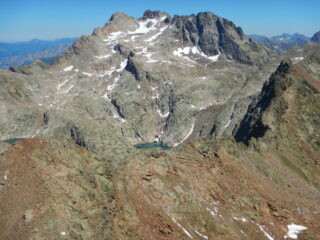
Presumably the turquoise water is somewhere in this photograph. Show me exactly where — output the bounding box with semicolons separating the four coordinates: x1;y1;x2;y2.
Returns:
134;143;171;150
2;138;22;144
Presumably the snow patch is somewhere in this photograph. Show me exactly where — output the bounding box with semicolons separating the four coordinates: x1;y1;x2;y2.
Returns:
173;46;198;56
154;136;160;143
117;59;128;72
233;217;248;222
131;35;138;41
82;72;94;77
203;52;220;61
173;122;195;147
102;92;111;101
32;128;41;137
112;112;126;123
152;93;160;99
57;78;71;91
136;47;158;62
156;109;170;118
224;119;231;128
95;54;111;59
292;56;304;63
284;224;307;239
173;47;197;63
171;217;193;239
100;59;127;77
257;224;274;240
146;25;168;42
63;84;74;94
146;59;159;63
183;56;197;63
103;31;123;45
173;46;220;62
129;19;158;34
195;231;208;240
107;76;120;91
63;66;73;72
131;16;166;36
154;130;165;143
207;207;218;217
100;66;117;77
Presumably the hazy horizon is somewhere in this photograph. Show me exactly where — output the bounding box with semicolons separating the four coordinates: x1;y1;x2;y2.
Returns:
1;0;319;42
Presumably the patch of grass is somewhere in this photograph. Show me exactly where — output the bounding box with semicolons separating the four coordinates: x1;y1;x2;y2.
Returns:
277;153;309;183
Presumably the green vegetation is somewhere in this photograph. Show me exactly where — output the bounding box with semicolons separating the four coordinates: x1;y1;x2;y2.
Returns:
277;153;309;182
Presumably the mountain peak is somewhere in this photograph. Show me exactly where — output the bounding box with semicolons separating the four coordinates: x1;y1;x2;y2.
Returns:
142;10;165;19
311;30;320;43
58;10;270;66
275;59;293;74
109;12;133;21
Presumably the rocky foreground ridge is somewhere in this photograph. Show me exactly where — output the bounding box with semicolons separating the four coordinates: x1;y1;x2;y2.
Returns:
0;10;320;239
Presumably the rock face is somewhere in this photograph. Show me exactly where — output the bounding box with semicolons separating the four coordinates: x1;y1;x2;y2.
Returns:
155;11;267;64
235;60;293;143
311;30;320;43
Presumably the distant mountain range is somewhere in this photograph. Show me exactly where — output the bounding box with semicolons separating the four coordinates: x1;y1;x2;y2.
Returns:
249;32;320;54
0;38;77;68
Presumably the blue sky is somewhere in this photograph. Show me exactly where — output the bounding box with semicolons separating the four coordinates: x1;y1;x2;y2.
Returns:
0;0;319;42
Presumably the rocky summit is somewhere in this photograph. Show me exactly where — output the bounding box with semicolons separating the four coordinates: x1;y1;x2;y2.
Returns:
311;31;320;43
0;10;320;240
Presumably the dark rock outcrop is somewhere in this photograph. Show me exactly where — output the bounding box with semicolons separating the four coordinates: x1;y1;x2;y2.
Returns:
311;31;320;43
235;60;293;143
142;10;162;19
171;12;269;64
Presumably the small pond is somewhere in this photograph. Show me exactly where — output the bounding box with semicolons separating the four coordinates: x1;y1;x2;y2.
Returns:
2;138;23;144
134;143;171;150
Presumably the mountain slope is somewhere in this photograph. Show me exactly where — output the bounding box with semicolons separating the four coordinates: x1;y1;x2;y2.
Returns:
2;59;319;239
0;10;275;159
113;59;320;240
0;137;114;239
